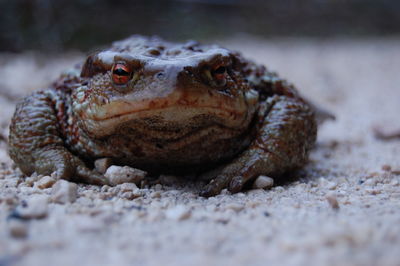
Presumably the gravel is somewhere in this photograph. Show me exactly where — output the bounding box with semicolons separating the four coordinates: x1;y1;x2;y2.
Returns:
252;175;274;189
51;180;78;204
7;219;28;239
325;192;340;210
104;165;147;186
165;205;192;221
34;176;56;189
13;195;49;219
0;38;400;266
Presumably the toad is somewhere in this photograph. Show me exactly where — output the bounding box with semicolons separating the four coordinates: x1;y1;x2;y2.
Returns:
9;35;318;196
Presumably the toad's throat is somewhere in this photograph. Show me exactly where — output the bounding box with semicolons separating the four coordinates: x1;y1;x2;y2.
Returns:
113;120;245;143
90;118;257;169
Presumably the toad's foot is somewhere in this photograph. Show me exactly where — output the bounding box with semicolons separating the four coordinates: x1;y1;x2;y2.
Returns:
200;95;316;197
34;147;107;185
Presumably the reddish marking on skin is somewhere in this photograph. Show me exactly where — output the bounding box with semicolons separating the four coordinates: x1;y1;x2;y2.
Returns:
56;102;65;121
148;100;156;109
178;99;188;105
11;142;27;149
24;131;50;137
39;139;59;147
160;101;169;108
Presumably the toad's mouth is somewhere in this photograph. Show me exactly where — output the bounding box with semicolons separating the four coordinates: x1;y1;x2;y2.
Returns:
77;89;259;138
82;104;256;139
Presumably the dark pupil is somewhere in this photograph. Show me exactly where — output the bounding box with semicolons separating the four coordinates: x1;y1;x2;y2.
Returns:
113;68;130;76
214;66;226;74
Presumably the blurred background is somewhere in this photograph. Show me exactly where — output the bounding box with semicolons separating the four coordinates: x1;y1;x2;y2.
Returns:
1;0;399;52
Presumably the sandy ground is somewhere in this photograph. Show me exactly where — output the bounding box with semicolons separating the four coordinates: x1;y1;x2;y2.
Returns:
0;38;400;266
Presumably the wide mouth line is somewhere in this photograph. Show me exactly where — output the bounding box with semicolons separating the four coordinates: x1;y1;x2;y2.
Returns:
90;104;245;122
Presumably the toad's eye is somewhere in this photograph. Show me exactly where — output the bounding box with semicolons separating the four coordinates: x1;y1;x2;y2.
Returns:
213;66;226;78
112;63;132;85
211;65;228;86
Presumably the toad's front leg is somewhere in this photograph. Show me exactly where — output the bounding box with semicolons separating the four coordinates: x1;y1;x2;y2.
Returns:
8;90;106;185
200;95;317;197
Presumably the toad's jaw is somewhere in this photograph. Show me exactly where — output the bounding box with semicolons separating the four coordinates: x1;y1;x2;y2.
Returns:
74;89;259;138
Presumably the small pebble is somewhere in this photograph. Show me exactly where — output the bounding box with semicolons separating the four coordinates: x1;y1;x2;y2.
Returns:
364;178;377;186
246;201;261;208
392;170;400;175
8;219;28;238
105;165;147;186
220;189;230;195
327;181;337;190
101;185;111;193
326;193;340;210
253;175;274;189
150;191;162;198
367;172;379;178
35;175;56;189
119;191;138;200
165;205;191;221
319;178;337;190
365;188;381;195
15;195;48;219
390;180;399;186
95;158;114;174
51;180;78;204
2;193;18;206
117;183;138;193
225;203;244;212
154;184;163;191
23;174;42;187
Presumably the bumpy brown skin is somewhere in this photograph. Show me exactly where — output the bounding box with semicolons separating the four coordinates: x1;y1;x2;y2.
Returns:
8;35;317;196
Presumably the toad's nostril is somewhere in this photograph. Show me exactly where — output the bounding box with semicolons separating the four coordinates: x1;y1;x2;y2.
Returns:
156;72;165;79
